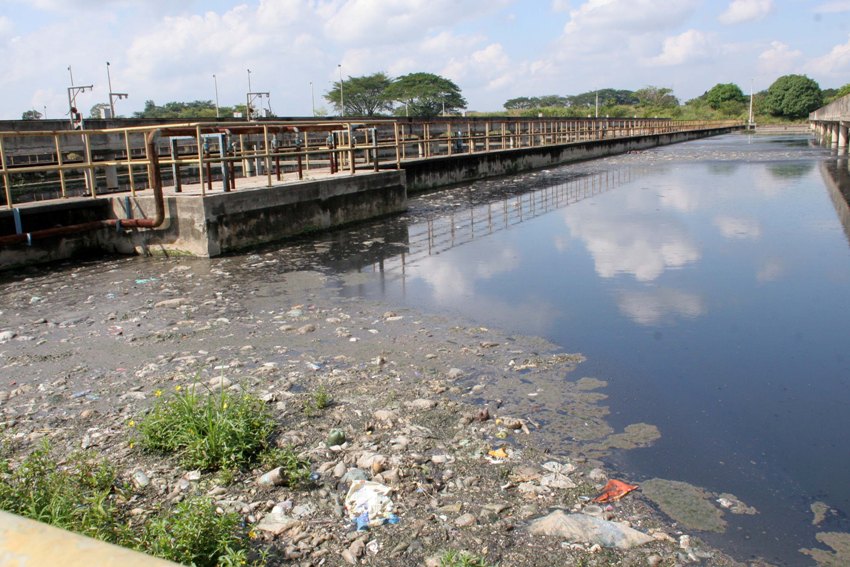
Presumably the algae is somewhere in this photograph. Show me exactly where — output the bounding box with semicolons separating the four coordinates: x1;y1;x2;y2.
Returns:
800;532;850;566
641;478;727;533
811;502;831;526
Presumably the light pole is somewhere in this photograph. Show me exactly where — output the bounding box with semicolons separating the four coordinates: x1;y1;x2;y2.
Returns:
67;65;74;87
595;90;599;118
338;64;344;116
310;81;315;117
748;78;755;128
105;62;127;118
213;74;220;118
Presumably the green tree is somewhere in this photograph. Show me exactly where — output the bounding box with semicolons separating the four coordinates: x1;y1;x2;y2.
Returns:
133;100;223;119
89;103;111;119
634;86;679;108
21;109;42;120
384;72;467;117
704;83;746;109
570;89;638;107
763;74;822;118
824;83;850;104
325;72;393;116
504;96;540;110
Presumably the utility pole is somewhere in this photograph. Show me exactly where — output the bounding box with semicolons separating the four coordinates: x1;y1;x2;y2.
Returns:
595;91;599;118
338;64;344;116
213;74;220;118
310;81;315;117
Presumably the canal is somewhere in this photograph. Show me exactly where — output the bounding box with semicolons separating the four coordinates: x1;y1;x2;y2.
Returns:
315;132;850;564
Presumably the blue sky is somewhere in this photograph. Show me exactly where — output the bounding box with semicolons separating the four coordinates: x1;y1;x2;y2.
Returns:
1;0;848;119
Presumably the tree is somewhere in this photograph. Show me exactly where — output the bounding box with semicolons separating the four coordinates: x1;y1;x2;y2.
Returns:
570;89;638;107
763;74;822;118
133;100;222;119
325;72;393;116
384;73;467;117
21;109;42;120
704;83;746;109
89;103;111;118
504;96;540;110
634;86;679;108
824;83;850;104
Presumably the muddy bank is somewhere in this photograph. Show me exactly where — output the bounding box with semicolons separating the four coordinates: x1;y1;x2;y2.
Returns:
0;256;771;565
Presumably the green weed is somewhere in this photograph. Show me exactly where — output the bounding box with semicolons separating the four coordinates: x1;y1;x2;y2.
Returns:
440;549;493;567
258;446;311;487
303;384;332;416
136;386;275;471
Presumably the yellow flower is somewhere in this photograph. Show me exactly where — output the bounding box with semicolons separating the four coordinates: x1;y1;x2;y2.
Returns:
248;530;257;540
127;420;136;428
175;385;182;392
129;441;135;449
154;389;163;397
222;402;228;410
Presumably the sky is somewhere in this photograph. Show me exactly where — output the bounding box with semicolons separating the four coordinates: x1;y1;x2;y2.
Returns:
1;0;849;120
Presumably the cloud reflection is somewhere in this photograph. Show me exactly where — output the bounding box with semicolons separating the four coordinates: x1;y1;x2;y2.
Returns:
618;288;706;325
564;210;700;281
714;215;762;239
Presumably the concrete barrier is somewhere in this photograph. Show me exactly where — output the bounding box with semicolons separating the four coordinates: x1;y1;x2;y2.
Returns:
0;510;178;566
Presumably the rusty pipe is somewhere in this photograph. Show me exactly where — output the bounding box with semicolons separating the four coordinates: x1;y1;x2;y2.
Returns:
0;130;165;246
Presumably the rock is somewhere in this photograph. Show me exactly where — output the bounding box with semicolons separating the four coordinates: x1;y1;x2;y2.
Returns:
154;298;188;308
540;472;576;490
588;468;608;482
333;462;348;478
256;511;299;535
447;368;464;379
528;510;653;550
0;331;16;342
647;555;663;567
341;468;369;484
132;470;150;488
455;513;477;527
297;324;316;334
207;376;232;390
405;399;436;410
373;409;396;421
341;549;357;565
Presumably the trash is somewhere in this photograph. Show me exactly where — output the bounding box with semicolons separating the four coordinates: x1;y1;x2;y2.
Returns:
528;510;653;549
488;447;509;460
134;277;158;285
344;480;395;529
327;429;346;446
593;479;639;503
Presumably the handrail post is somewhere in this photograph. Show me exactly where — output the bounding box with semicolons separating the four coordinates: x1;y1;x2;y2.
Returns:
0;136;11;209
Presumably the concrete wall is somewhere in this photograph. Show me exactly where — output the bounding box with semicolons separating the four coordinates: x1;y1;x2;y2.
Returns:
115;170;407;257
401;127;738;192
810;94;850;122
0;199;115;271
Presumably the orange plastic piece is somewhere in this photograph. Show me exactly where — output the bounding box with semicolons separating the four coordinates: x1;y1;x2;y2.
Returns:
488;447;509;459
592;479;638;503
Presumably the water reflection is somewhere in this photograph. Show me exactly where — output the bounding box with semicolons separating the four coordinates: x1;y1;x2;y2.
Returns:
617;288;706;325
821;158;850;248
766;161;815;179
713;215;762;239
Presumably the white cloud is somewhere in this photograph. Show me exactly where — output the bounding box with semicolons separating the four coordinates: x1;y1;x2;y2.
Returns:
807;35;850;78
618;288;706;325
645;29;712;66
713;215;762;239
757;40;802;76
719;0;773;24
757;257;785;282
551;0;572;12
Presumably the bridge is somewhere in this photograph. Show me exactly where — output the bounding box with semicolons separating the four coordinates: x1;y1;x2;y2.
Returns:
810;94;850;151
0;116;740;270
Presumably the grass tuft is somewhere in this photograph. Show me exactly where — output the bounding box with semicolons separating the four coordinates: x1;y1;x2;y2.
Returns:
136;385;275;471
440;549;493;567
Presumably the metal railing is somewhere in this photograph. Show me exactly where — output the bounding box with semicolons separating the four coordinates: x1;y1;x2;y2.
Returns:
0;118;741;210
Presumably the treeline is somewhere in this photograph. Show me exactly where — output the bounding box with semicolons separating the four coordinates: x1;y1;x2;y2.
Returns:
501;75;850;122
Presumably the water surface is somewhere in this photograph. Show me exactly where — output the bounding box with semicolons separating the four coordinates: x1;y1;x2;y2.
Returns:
325;134;850;564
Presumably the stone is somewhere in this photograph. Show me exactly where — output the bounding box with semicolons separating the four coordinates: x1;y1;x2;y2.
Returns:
447;368;464;379
258;467;285;487
341;468;369;484
333;462;348;478
373;409;396;421
0;331;16;342
132;470;150;488
154;298;188;308
528;510;653;550
256;511;299;535
455;513;477;527
405;399;437;410
297;324;316;334
208;376;232;390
